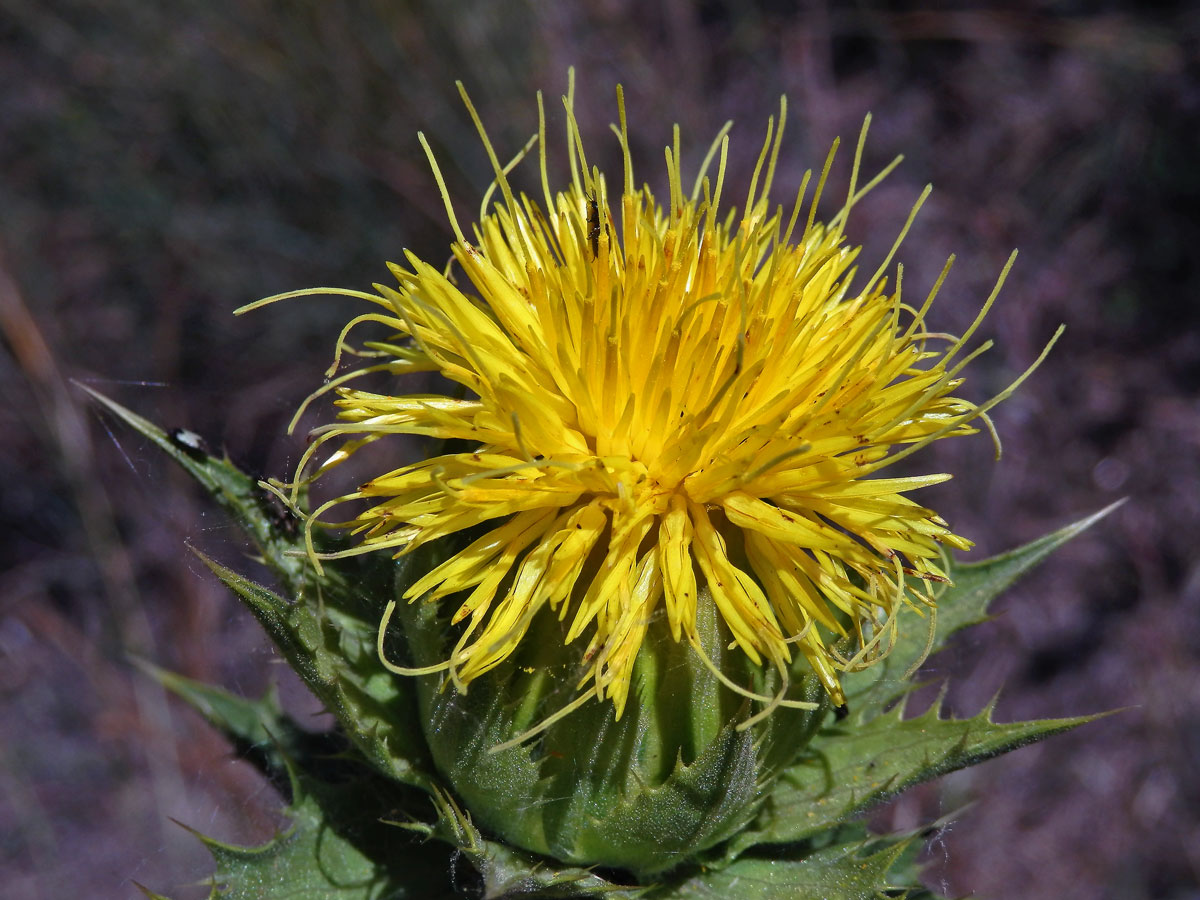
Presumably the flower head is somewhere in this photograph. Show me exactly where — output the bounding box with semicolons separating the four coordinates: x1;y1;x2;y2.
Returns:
254;78;1053;723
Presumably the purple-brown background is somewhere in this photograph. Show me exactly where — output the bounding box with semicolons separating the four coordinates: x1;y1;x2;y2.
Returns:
1;2;1197;898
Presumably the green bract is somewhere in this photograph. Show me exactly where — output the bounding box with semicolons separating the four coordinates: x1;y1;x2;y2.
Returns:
395;576;825;876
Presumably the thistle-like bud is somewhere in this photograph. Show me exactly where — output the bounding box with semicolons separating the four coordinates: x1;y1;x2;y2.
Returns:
388;565;826;877
266;75;1056;877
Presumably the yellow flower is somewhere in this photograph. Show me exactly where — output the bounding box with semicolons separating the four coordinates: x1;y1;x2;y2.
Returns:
245;76;1055;724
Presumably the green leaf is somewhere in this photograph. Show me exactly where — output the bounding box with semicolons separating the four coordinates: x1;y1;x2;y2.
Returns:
196;551;435;791
196;770;455;899
139;661;648;899
134;659;310;786
733;695;1102;852
80;385;312;591
85;388;439;791
133;664;462;897
934;500;1124;643
136;703;456;900
668;832;920;900
844;502;1123;720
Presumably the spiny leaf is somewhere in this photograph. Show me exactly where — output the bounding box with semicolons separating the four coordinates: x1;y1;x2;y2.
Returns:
733;697;1103;853
196;550;435;791
134;659;310;786
80;384;311;591
86;388;439;791
198;773;455;899
844;502;1123;719
83;386;401;625
169;756;642;900
140;667;644;899
935;501;1123;641
669;832;920;899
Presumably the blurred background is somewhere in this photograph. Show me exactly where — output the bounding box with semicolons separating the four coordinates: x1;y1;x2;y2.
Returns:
1;2;1197;897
